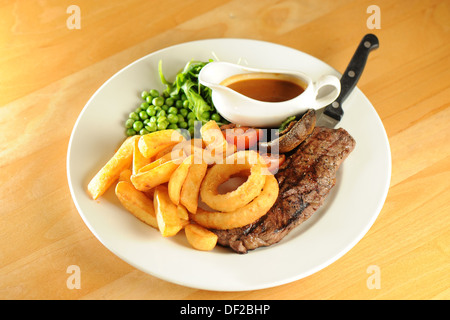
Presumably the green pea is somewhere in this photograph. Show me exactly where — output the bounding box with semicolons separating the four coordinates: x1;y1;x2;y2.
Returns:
179;108;188;117
157;121;169;130
157;110;166;118
150;89;159;97
177;115;185;124
154;106;162;112
161;104;169;111
129;112;140;121
149;116;157;123
125;119;135;128
181;93;187;101
133;121;143;131
179;121;188;129
146;122;157;132
183;100;190;108
187;112;196;120
140;128;149;135
188;126;195;137
168;123;178;130
145;95;153;104
168;106;178;115
146;107;156;117
139;111;148;120
167;114;178;124
126;128;137;136
141;91;149;99
157;116;167;123
143;119;150;125
211;113;221;122
201;111;211;120
175;100;183;108
165;97;175;106
188;118;195;128
171;94;180;100
140;102;149;109
152;96;164;107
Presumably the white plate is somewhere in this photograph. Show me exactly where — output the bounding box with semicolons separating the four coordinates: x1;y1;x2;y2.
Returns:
67;39;391;291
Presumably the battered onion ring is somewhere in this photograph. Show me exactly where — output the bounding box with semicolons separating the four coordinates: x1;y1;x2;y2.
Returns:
192;174;279;230
200;151;267;212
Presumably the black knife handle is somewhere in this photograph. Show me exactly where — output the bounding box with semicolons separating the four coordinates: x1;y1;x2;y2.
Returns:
324;33;379;121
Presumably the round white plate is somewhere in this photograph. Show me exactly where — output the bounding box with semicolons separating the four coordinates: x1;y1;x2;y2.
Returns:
67;39;391;291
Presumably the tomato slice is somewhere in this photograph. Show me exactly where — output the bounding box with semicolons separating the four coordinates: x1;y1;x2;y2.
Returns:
260;153;286;174
222;127;263;150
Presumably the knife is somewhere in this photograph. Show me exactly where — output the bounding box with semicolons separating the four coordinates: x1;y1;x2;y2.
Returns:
315;33;379;128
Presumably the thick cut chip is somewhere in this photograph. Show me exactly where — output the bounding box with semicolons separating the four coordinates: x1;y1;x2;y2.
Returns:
201;120;235;163
138;130;185;159
154;185;183;237
131;159;181;192
132;137;150;175
200;120;226;149
138;148;185;173
87;135;138;200
185;224;218;251
119;169;132;183
115;181;158;229
168;155;194;205
177;204;190;228
180;160;208;214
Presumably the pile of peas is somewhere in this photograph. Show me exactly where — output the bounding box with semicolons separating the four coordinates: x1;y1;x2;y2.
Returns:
125;89;222;138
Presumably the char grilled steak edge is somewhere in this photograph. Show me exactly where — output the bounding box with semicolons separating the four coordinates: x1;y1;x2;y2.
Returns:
212;127;356;254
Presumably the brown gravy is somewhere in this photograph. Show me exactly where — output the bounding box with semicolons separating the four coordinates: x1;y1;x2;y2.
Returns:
221;73;306;102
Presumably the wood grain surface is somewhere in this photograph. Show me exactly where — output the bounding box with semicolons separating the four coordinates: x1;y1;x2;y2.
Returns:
1;0;449;300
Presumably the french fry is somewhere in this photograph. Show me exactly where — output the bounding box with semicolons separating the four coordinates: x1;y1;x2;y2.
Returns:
87;136;138;200
130;159;181;192
177;204;190;228
201;120;236;163
153;143;176;159
138;130;185;159
180;160;208;214
179;138;206;155
132;137;150;175
168;155;194;205
185;224;218;251
119;169;132;183
154;185;183;237
200;120;226;150
115;181;158;229
138;146;185;174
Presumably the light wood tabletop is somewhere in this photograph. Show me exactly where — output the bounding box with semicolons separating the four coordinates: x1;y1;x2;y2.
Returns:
1;0;449;300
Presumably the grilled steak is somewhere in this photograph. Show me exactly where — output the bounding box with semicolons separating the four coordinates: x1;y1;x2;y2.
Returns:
212;126;356;254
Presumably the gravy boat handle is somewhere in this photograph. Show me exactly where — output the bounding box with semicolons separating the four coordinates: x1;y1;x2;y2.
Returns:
314;74;341;108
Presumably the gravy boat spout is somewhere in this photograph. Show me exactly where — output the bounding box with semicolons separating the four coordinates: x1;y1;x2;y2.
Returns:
199;61;341;127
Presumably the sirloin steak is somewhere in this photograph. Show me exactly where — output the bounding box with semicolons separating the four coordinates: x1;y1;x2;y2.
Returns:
212;126;356;254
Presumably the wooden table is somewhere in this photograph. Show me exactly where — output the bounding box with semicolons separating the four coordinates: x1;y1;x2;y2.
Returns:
1;0;449;300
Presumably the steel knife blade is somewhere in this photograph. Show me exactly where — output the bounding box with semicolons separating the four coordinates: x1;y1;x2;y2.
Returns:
316;33;379;128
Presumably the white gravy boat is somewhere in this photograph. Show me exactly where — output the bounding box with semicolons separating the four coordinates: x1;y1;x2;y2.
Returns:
198;61;341;127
